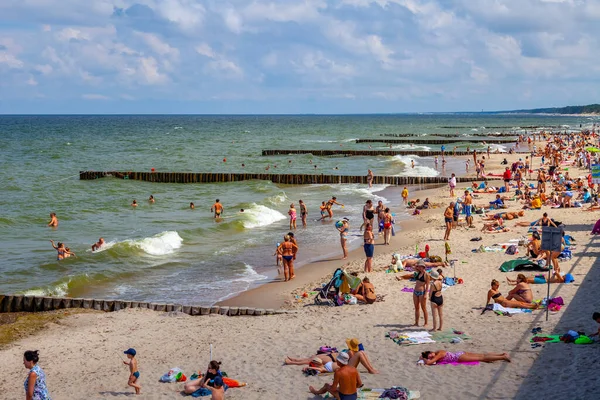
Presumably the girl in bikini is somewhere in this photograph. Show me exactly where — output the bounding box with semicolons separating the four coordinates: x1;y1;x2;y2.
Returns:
505;274;533;303
396;261;430;327
429;270;444;331
337;218;349;260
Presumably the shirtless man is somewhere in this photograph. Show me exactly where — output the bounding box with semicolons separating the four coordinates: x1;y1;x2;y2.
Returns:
48;213;58;227
211;199;224;218
309;352;363;400
325;196;344;220
463;191;474;228
91;237;105;251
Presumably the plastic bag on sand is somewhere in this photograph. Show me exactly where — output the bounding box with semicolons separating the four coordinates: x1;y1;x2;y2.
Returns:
160;367;186;383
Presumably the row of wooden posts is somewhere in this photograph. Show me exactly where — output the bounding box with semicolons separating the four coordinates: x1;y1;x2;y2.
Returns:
380;133;519;138
355;138;517;144
80;171;478;185
0;294;287;317
262;149;477;157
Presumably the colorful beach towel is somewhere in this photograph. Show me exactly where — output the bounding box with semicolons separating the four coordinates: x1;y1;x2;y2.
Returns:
436;360;480;366
387;331;435;345
324;387;421;399
492;304;532;314
430;329;471;343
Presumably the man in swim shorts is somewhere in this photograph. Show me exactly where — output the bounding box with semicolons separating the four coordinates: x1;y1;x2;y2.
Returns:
211;199;223;218
91;237;105;251
309;351;363;400
463;191;473;228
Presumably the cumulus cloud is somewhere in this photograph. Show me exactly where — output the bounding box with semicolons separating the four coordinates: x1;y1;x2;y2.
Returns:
1;0;599;112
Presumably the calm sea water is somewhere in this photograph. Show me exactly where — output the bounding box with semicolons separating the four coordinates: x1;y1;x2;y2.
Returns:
0;114;595;305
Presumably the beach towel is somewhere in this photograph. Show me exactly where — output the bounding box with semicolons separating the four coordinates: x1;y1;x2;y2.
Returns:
351;387;420;400
499;259;548;272
492;304;532;314
190;384;229;397
530;334;595;345
430;329;471;343
387;331;435;345
436;360;480;366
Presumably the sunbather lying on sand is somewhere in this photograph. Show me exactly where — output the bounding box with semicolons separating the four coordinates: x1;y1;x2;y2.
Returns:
487;279;539;309
506;271;568;285
401;258;447;269
420;350;510;365
284;338;379;374
482;211;524;220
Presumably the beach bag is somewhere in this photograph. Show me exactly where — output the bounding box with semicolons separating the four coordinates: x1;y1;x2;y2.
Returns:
429;255;443;263
498;186;506;193
505;245;518;255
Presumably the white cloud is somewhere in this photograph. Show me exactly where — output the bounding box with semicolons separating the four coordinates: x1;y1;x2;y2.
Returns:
26;76;38;86
207;59;244;78
134;31;179;58
137;57;168;85
223;8;244;33
82;93;110;100
154;0;206;31
195;43;215;58
0;52;24;68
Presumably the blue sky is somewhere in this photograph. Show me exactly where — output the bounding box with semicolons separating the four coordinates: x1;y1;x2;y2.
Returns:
1;0;599;114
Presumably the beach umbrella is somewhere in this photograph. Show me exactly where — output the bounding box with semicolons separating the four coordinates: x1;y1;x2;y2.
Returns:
585;147;600;152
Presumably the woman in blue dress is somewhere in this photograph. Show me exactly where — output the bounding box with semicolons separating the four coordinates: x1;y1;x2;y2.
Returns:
23;350;50;400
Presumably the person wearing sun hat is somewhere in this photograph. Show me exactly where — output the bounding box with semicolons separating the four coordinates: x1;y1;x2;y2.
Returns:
428;270;444;331
345;338;379;374
309;351;363;400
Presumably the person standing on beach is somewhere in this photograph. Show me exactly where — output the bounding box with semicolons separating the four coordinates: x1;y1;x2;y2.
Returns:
363;223;374;273
472;149;477;166
397;260;430;327
383;208;393;245
463;191;474;228
360;200;375;232
444;202;454;241
299;200;308;228
401;187;409;205
211;199;223;218
503;167;512;193
428;270;444;331
337;218;349;260
23;350;50;400
277;235;298;281
448;173;457;197
367;169;374;188
288;203;297;230
123;348;141;395
47;213;58;228
325;197;344;220
376;200;385;233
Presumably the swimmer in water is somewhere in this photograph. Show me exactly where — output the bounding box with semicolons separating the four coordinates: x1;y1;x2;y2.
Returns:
64;247;76;258
325;196;344;220
48;213;58;227
50;240;66;261
211;199;223;218
131;200;138;207
240;209;245;213
148;195;155;203
411;160;415;168
91;237;105;251
190;202;195;209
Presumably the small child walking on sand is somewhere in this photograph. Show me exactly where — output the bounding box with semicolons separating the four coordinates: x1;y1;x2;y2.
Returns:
123;348;141;395
402;186;409;205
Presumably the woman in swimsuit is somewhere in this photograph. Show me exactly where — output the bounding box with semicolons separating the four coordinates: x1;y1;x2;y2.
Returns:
47;213;58;227
421;350;510;365
50;240;66;261
184;360;222;394
337;218;349;260
533;212;557;228
487;280;539;309
396;261;430;327
360;200;375;232
429;270;444;331
376;201;385;233
367;169;374;188
363;223;375;273
277;235;298;281
505;274;533;303
288;203;297;230
383;208;393;245
299;200;307;228
354;277;376;304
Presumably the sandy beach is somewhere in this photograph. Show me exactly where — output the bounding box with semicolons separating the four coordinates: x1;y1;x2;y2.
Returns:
2;148;600;400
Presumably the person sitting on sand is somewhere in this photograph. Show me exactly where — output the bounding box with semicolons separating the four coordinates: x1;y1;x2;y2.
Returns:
407;199;420;208
506;271;569;285
416;198;430;210
284;338;379;374
504;274;533;303
487;279;539;309
309;352;363;400
420;350;510;365
481;217;507;232
589;312;600;339
527;232;542;257
184;361;222;395
353;277;376;304
202;375;225;400
91;237;105;251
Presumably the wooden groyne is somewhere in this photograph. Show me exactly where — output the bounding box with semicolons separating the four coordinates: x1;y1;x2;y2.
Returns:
263;149;477;157
381;133;518;138
80;171;478;185
0;294;287;317
356;138;516;145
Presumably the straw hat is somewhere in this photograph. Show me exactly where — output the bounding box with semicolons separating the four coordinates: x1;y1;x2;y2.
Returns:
346;338;360;352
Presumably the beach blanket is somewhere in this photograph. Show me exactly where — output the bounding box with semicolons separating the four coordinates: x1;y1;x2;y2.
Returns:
387;331;436;345
325;387;420;399
492;304;532;314
436;360;480;366
430;329;471;343
530;334;595;345
499;259;548;272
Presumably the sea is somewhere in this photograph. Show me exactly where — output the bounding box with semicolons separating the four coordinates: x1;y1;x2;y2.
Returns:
0;114;596;305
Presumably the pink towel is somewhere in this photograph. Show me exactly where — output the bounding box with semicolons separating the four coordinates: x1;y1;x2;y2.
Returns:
437;360;480;366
